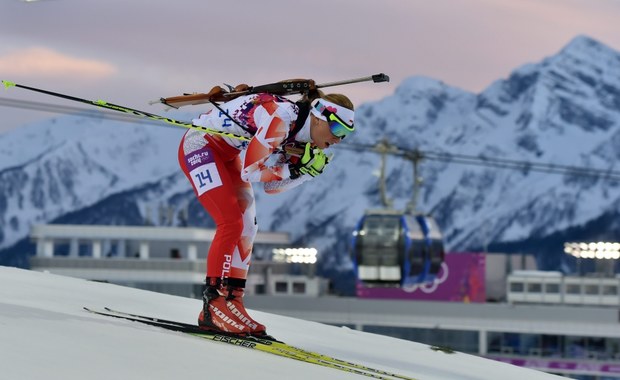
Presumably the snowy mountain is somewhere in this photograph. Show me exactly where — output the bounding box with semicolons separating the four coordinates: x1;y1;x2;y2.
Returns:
0;115;184;258
0;267;565;380
352;34;620;267
1;35;620;273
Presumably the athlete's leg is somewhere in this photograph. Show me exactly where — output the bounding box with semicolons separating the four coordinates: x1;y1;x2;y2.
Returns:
225;156;258;280
178;137;243;280
178;134;264;334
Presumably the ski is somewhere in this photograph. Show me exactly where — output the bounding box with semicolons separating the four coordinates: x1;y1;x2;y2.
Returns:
84;307;417;380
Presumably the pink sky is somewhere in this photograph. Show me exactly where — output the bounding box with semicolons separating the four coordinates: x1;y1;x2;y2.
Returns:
1;0;619;133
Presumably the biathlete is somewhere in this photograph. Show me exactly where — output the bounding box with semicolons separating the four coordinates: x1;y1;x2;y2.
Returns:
178;90;354;336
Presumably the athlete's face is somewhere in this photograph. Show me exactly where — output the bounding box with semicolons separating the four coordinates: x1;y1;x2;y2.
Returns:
310;115;342;149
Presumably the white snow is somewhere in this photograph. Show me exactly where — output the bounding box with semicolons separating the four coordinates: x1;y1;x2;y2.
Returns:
0;266;567;380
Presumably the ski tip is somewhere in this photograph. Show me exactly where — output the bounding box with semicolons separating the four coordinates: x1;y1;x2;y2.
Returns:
430;345;456;354
2;80;16;90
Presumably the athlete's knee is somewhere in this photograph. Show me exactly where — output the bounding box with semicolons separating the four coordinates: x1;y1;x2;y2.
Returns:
217;217;244;239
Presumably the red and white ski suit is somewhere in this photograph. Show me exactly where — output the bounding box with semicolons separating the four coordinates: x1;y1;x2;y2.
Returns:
178;94;311;281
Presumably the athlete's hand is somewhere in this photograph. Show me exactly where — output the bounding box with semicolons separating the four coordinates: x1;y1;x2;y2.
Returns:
291;143;331;178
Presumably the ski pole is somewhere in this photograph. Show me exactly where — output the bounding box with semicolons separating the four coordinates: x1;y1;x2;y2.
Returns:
1;80;251;142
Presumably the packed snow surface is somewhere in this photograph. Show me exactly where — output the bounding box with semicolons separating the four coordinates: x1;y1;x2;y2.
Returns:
0;267;566;380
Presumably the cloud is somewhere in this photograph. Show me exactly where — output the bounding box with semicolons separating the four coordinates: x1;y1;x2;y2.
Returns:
0;47;116;79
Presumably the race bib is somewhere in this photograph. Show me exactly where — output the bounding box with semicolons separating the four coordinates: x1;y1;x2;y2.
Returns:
190;163;222;195
185;146;223;195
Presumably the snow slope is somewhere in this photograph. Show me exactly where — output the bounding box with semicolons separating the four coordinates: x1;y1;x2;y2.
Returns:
0;267;566;380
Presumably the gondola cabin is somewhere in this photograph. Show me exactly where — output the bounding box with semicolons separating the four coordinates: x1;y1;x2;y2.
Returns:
351;209;445;287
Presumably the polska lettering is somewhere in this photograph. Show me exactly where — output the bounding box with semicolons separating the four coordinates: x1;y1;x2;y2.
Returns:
222;254;232;277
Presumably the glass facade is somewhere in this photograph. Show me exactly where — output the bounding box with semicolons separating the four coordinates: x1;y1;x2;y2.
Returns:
487;332;620;361
363;325;479;353
350;325;620;379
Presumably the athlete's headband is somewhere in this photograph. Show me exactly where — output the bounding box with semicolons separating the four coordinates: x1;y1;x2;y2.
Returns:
310;99;355;138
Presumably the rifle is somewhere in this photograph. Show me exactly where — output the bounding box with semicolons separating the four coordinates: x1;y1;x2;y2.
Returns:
154;73;390;109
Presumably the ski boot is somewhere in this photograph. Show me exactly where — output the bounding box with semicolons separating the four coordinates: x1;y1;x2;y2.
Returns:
198;277;266;336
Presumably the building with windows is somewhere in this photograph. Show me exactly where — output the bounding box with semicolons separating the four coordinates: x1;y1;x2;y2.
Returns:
508;270;620;306
29;224;327;297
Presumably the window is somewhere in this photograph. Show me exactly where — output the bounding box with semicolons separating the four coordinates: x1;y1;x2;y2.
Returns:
170;248;181;259
275;281;288;293
527;283;542;293
541;335;562;357
602;285;618;295
487;332;503;353
566;284;581;294
510;282;524;292
584;285;599;295
292;282;306;294
254;284;266;295
545;283;560;293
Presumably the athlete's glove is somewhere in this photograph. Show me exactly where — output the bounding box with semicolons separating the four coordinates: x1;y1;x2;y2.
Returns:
289;143;330;178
